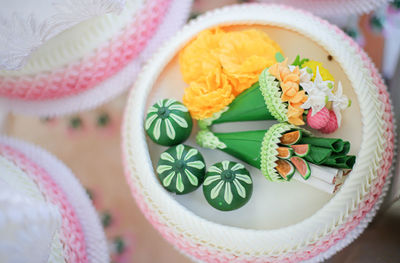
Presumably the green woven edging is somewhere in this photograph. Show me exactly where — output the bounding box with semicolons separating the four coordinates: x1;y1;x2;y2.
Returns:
198;107;229;130
259;68;288;123
260;123;309;182
196;129;227;149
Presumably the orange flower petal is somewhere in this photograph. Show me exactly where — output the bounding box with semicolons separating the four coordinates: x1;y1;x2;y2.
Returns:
179;28;224;83
183;71;235;120
290;90;307;104
288;116;305;125
287;102;306;125
179;27;283;118
218;30;282;94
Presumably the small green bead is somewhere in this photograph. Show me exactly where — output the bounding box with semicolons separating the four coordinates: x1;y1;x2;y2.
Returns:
203;161;252;211
145;99;193;146
101;211;113;228
97;112;110;127
69;116;82;129
113;236;125;254
157;144;205;195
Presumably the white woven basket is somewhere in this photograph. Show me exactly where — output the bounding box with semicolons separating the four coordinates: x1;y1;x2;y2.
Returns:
0;0;192;116
0;136;109;263
122;4;395;262
257;0;390;17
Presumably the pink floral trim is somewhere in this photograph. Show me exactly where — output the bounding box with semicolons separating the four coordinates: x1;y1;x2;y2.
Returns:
0;144;88;263
0;0;172;100
122;5;395;263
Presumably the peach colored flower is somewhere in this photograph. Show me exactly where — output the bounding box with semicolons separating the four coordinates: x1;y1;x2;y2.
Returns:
269;59;308;125
288;103;306;125
268;58;291;82
269;59;302;103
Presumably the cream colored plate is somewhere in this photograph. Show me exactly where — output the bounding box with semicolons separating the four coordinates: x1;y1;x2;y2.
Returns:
146;25;361;230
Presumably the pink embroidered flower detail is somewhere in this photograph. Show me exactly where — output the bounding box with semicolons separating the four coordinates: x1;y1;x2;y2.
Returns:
320;110;339;134
306;107;330;129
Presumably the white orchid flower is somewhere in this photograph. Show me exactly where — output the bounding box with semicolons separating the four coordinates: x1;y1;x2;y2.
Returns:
299;67;313;83
331;81;351;127
288;65;313;84
301;82;327;115
313;66;335;101
300;66;330;115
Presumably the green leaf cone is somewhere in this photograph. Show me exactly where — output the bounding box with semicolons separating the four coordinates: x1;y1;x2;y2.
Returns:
196;123;356;181
196;123;303;181
199;82;276;128
212;130;266;169
198;67;296;129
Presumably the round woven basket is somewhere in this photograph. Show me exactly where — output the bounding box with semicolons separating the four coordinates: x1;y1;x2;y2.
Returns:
0;136;109;263
257;0;390;17
122;4;395;262
0;0;192;116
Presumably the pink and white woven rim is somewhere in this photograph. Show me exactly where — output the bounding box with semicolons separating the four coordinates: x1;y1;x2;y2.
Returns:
256;0;390;17
0;0;192;116
0;0;171;101
121;3;395;263
0;137;109;263
0;144;87;263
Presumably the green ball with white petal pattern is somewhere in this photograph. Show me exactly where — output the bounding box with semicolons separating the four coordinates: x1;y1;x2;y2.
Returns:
145;99;192;146
203;161;252;211
157;144;205;194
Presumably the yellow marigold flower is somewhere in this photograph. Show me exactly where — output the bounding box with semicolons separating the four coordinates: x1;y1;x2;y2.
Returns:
179;27;282;118
218;29;282;95
179;28;224;83
182;69;235;120
301;60;335;82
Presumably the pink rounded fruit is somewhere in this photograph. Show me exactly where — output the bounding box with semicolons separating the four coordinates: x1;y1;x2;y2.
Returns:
306;107;330;129
320;110;339;134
